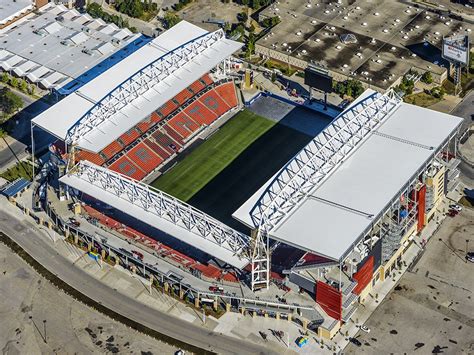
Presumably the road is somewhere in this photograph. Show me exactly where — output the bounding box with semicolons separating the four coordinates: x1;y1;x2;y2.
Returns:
0;85;53;171
451;90;474;185
0;207;272;355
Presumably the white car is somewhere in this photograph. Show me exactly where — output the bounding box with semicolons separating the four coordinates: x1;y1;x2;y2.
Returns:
449;204;462;212
360;325;370;333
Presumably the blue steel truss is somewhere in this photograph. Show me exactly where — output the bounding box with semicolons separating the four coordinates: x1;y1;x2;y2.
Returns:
65;29;226;145
248;90;402;291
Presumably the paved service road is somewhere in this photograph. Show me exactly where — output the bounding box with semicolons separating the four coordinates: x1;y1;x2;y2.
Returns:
0;208;271;355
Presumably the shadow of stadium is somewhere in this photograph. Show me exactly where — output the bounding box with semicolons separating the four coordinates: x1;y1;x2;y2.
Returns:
188;110;332;234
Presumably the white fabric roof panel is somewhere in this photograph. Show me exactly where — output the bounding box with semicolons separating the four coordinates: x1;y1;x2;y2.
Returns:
113;29;132;40
13;60;39;76
0;55;25;70
69;31;89;45
44;21;63;34
59;173;248;269
233;89;463;260
98;24;118;35
39;72;67;89
95;42;115;55
32;21;243;150
26;66;51;82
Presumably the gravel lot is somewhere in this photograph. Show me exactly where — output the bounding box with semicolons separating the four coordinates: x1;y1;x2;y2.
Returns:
0;243;181;354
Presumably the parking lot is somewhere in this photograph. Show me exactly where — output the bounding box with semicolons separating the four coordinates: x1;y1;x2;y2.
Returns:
257;0;472;89
345;206;474;353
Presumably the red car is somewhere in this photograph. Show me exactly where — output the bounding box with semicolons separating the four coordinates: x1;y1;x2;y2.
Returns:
132;250;144;260
209;285;224;293
447;210;458;217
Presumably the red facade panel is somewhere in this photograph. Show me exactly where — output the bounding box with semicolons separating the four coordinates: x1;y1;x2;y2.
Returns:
316;281;342;320
417;185;426;232
353;256;374;295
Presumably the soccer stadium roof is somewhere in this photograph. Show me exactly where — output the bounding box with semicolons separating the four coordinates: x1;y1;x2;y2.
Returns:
0;3;142;90
60;161;250;269
233;89;463;261
32;21;243;152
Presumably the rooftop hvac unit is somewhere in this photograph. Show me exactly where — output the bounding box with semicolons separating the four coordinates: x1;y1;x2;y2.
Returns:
111;38;121;46
55;15;64;22
60;40;71;46
82;48;93;56
82;26;91;34
340;33;357;44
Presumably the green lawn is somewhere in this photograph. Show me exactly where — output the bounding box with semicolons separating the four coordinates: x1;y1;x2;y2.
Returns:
403;92;441;108
151;109;276;201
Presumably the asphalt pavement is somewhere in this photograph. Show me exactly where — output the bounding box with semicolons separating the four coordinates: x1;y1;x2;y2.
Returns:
451;90;474;185
0;206;273;354
0;85;54;171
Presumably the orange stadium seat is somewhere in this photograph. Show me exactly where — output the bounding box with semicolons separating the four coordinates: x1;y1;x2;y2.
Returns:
118;127;141;146
76;150;105;165
159;100;178;118
201;74;213;86
136;115;154;134
127;142;163;173
151;111;164;123
167;112;200;139
144;138;171;160
109;155;147;180
152;131;181;154
188;79;205;95
174;88;194;105
101;140;124;159
164;125;184;144
199;89;230;117
214;82;238;108
183;100;218;125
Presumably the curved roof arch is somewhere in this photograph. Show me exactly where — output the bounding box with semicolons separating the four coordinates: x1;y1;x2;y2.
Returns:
65;28;225;145
250;90;402;234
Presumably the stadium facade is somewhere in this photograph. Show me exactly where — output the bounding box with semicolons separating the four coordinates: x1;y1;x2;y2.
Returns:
31;20;463;339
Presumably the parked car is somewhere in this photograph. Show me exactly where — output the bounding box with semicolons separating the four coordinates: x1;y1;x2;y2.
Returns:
209;285;224;293
360;325;370;333
466;252;474;263
132;250;144;261
447;210;458;217
349;337;362;347
449;204;462;212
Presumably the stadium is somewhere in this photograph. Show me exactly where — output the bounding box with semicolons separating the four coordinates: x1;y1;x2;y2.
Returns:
29;20;463;338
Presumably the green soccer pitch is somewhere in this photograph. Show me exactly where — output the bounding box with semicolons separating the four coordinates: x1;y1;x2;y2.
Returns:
151;109;276;201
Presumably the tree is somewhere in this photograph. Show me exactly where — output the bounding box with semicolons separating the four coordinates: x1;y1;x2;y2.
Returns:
116;0;144;18
9;77;18;88
19;79;28;93
1;72;9;83
238;12;248;23
0;87;23;116
163;11;181;29
421;71;433;84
